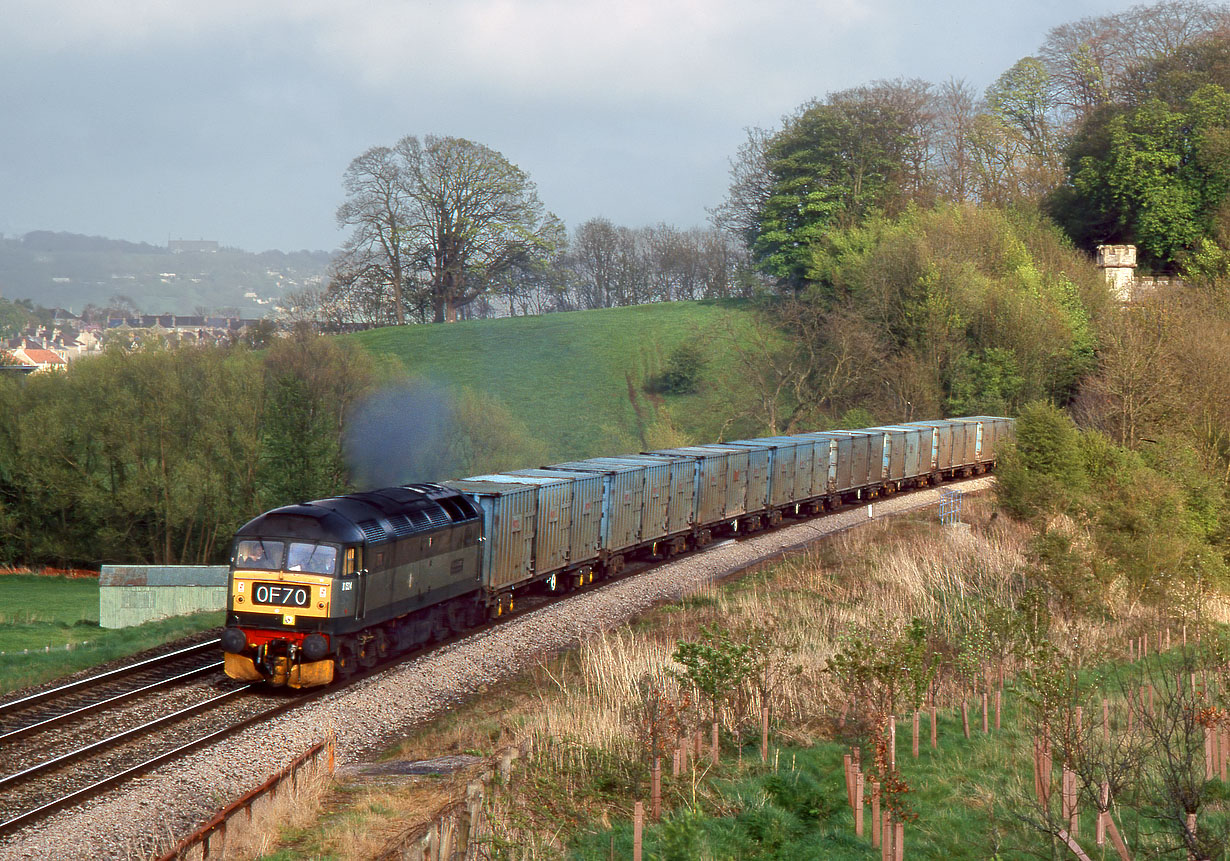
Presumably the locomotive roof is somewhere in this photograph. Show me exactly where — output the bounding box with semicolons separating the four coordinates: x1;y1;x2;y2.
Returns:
234;483;477;545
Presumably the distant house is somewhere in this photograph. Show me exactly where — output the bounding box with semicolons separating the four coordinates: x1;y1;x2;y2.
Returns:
168;239;220;254
10;346;67;372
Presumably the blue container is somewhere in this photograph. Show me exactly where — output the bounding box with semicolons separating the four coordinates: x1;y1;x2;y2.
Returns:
545;460;646;554
507;468;604;567
465;473;572;576
443;478;537;591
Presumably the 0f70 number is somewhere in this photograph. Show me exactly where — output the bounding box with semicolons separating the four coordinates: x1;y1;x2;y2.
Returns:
251;582;310;608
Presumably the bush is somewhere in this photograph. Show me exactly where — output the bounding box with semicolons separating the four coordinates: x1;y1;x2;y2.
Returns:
647;344;707;395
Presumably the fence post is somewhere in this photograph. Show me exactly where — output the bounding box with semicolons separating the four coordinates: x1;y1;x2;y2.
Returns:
633;802;643;861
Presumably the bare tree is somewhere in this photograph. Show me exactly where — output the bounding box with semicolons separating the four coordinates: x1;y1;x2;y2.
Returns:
336;146;415;325
933;78;981;202
1040;0;1230;119
335;135;559;324
710;126;774;249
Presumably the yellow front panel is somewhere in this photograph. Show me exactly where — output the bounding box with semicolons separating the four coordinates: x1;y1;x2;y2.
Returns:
232;570;332;618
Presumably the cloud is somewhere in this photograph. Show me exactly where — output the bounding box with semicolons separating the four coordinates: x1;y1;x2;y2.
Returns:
8;0;875;105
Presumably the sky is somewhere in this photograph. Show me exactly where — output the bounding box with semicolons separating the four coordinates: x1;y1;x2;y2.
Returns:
0;0;1157;253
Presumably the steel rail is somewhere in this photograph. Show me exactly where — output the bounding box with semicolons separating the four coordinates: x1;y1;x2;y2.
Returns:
0;685;254;791
0;692;316;837
0;662;223;745
0;640;218;717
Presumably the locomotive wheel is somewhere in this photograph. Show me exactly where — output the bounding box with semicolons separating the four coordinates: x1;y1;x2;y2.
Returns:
336;642;357;679
358;638;379;669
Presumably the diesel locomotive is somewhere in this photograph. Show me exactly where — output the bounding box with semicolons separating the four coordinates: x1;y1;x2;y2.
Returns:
221;415;1014;687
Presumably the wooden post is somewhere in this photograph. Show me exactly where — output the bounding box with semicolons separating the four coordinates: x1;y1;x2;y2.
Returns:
633;801;643;861
1129;639;1135;661
961;699;970;739
1096;781;1109;846
894;820;904;861
912;710;920;758
711;721;719;766
889;716;897;771
760;706;769;763
1215;723;1225;782
1063;765;1079;837
930;705;938;749
1149;684;1155;716
1033;737;1043;802
995;690;1002;731
871;782;881;848
651;758;661;821
1205;726;1214;781
844;754;854;810
881;812;891;861
1105;815;1131;861
855;769;865;837
982;692;989;733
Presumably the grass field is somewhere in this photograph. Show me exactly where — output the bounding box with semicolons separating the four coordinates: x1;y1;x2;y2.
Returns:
0;574;221;694
345;300;764;461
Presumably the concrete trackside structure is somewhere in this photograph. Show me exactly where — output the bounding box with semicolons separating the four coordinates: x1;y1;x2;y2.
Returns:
99;565;228;628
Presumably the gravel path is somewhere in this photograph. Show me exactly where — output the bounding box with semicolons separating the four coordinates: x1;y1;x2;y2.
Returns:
0;478;992;860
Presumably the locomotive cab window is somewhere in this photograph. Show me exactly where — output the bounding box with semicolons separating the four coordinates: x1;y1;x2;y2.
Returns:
235;539;283;570
344;547;361;575
286;542;339;575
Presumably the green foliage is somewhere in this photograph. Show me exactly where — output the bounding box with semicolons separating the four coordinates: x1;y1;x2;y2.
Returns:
998;403;1230;606
0;331;376;567
826;618;939;715
672;625;753;722
753;92;923;287
803;205;1101;419
1053;51;1230;267
994;401;1088;521
645;343;707;395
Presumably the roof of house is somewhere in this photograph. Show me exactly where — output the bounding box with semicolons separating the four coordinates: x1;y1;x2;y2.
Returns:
18;348;66;366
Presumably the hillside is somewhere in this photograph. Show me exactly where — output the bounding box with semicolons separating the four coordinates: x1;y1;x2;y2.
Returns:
344;300;768;462
0;231;330;315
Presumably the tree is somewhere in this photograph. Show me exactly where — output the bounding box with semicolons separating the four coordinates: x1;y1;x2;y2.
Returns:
1040;0;1230;119
335;135;559;324
1053;81;1230;265
259;330;374;506
336;145;416;326
730;80;936;288
933;78;980;202
399;135;559;323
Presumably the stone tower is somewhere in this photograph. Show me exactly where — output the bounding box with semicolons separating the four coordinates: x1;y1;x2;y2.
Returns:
1097;244;1137;301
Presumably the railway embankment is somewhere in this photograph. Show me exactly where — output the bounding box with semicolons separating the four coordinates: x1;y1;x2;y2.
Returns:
0;478;994;860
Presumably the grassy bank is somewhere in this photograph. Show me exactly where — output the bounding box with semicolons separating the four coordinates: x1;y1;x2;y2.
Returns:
0;574;222;694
